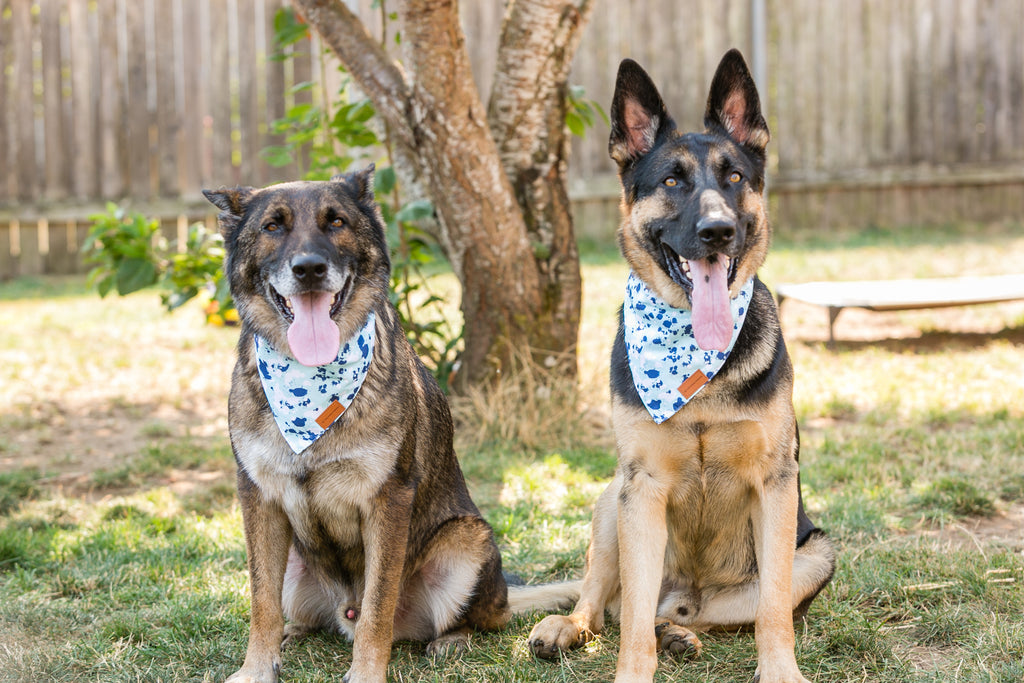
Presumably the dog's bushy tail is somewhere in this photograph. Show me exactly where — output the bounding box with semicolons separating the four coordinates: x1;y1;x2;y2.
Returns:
507;580;582;614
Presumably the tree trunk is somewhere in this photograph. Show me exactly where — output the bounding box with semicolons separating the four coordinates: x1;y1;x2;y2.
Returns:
291;0;590;391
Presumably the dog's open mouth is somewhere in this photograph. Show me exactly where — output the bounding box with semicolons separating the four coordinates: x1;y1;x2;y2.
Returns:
270;277;352;366
662;244;738;291
271;282;349;324
661;243;739;352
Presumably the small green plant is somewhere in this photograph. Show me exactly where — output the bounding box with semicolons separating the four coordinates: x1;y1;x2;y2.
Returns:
161;222;231;315
82;204;163;297
913;476;996;520
83;206;234;322
0;468;41;515
565;84;609;138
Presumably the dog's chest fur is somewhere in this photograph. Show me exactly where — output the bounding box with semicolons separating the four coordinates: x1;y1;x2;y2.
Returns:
230;415;395;549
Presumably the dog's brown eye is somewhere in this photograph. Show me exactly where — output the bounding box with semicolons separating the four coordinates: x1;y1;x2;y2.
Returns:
330;217;345;230
664;177;678;188
264;222;279;233
729;171;742;184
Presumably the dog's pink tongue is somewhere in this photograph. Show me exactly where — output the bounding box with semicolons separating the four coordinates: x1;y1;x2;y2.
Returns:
287;291;340;366
688;257;733;351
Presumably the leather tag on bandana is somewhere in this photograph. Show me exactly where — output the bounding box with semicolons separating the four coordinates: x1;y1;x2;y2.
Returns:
315;400;345;429
678;370;709;399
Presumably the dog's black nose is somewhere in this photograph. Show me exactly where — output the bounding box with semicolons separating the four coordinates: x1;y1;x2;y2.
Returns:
291;254;328;282
696;217;736;247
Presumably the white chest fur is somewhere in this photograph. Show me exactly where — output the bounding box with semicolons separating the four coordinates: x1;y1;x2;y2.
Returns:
231;421;394;545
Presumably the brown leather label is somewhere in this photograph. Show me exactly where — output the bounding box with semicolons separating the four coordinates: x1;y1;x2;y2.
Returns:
678;370;709;399
315;400;346;429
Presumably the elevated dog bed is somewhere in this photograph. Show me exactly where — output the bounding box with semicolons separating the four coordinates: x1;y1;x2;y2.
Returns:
775;274;1024;345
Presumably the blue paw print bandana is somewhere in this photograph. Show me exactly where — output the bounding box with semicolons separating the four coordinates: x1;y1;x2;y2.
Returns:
624;273;753;424
254;312;376;453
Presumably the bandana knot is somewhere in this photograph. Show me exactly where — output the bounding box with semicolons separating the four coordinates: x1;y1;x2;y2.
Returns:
255;311;376;453
624;273;753;423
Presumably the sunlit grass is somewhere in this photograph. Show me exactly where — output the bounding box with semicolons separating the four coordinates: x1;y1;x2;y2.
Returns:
1;221;1024;681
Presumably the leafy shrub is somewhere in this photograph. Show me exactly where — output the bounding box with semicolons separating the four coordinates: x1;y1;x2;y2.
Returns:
83;206;234;322
82;205;163;298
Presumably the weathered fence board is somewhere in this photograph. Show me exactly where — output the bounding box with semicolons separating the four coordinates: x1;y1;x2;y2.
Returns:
1;0;1023;279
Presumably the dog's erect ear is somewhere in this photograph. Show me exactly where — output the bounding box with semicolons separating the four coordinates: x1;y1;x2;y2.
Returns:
609;59;675;168
331;163;376;205
202;186;256;239
704;49;769;155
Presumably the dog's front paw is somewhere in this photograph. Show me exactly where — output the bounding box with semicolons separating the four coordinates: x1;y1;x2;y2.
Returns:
753;661;811;683
225;660;280;683
654;622;702;660
341;668;387;683
528;614;592;660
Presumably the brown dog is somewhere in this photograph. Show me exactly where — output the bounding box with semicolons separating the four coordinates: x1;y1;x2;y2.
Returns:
528;51;835;682
205;167;577;683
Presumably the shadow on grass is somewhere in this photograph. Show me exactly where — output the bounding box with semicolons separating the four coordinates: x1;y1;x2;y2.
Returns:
804;323;1024;354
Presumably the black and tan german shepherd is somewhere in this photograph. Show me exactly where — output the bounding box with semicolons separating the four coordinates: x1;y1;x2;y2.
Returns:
528;51;835;683
204;168;578;683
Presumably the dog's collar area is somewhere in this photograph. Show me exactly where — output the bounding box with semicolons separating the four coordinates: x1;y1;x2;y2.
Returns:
254;310;376;453
623;272;753;424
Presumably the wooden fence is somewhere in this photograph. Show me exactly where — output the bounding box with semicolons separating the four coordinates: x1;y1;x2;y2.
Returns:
2;0;1023;278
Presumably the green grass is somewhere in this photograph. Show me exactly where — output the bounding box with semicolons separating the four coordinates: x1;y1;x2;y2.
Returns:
2;221;1024;681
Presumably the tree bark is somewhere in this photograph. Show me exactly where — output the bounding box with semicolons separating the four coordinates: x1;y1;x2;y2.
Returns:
488;0;592;375
291;0;590;391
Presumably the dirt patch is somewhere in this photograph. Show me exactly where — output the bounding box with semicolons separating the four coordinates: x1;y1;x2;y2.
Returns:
1;394;230;498
907;503;1024;553
904;645;965;676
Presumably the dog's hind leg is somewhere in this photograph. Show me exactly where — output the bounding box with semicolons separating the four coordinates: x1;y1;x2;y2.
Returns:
395;516;509;654
691;529;836;630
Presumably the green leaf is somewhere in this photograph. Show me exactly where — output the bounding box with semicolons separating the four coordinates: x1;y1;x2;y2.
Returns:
96;274;113;298
375;166;397;196
260;145;295;167
116;258;159;296
350;100;376;123
566;110;586;138
272;8;309;49
395;199;434;223
163;286;199;311
286;102;314;119
288;81;316;96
